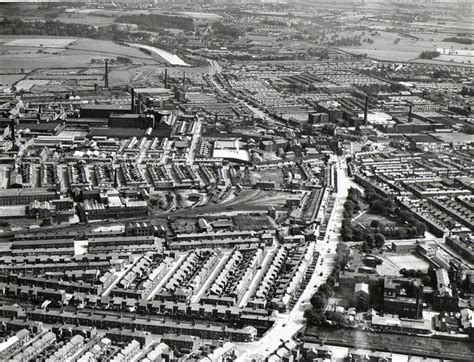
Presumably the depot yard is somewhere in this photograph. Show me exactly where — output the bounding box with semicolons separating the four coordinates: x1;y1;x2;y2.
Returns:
303;327;474;361
378;253;431;275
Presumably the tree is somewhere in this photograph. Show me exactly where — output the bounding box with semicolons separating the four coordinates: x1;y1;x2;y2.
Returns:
394;227;407;239
344;200;355;211
326;311;348;326
374;233;385;248
319;284;334;298
414;221;427;236
419;50;440;59
371;199;386;213
310;292;328;310
326;275;336;287
365;232;375;247
370;220;381;230
361;241;370;253
304;308;326;326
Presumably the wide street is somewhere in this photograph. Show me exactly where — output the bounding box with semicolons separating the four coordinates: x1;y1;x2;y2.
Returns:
235;156;351;361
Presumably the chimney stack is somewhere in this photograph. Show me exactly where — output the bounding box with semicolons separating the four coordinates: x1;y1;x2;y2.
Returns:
164;69;168;88
182;72;186;100
104;60;109;89
363;96;369;126
10;118;15;143
131;88;135;113
408;104;413;122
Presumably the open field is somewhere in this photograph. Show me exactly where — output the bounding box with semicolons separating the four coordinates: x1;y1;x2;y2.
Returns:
339;29;472;63
0;73;25;88
5;38;76;48
0;36;157;71
353;210;399;227
55;14;116;26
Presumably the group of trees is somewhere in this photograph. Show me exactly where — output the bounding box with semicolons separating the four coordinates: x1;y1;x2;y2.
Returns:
213;22;244;39
397;208;427;236
0;18;151;44
419;50;440;59
327;36;362;47
304;244;352;327
442;37;473;45
365;187;395;215
342;186;427;246
1;18;103;38
343;187;362;219
400;268;432;287
116;14;194;31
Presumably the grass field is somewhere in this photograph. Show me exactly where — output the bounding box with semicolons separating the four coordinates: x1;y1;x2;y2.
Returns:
339;29;472;63
0;36;157;71
55;14;116;26
5;38;76;48
353;210;399;227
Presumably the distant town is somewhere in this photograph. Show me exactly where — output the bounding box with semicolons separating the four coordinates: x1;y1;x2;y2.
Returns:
0;0;472;361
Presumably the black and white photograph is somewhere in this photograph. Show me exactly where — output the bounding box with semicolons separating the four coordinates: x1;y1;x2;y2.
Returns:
0;0;473;360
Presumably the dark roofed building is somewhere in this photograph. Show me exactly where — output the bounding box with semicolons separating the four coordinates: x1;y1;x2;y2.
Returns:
80;104;132;119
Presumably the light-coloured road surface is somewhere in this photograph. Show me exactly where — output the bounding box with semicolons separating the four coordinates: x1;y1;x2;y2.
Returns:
236;157;351;361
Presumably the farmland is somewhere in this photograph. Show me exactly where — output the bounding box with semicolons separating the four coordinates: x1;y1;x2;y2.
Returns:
0;36;157;70
339;30;472;63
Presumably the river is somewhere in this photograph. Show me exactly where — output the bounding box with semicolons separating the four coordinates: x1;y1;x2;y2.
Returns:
128;43;190;67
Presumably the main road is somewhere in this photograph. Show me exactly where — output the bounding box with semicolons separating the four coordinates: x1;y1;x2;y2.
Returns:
235;156;351;361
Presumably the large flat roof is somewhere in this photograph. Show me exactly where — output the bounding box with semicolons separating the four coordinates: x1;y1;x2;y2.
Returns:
82;104;131;110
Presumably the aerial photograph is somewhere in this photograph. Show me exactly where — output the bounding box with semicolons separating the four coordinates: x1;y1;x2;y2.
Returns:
0;0;472;360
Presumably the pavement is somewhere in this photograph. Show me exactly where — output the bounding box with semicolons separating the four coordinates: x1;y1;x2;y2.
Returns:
235;157;351;361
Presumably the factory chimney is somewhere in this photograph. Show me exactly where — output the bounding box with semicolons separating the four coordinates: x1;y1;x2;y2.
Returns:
10;118;15;143
408;104;413;122
104;60;109;89
131;88;135;113
363;96;369;126
164;69;168;88
182;72;186;100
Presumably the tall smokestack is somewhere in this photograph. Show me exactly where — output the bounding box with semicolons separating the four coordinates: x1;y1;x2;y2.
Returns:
131;88;135;113
363;96;369;126
104;60;109;88
10;118;15;143
164;69;168;88
408;104;413;122
182;72;186;100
